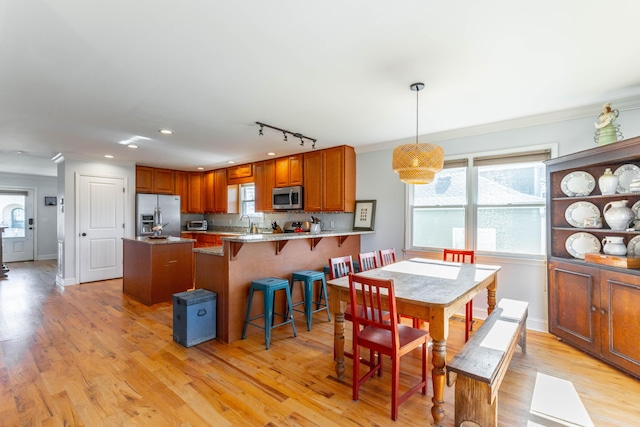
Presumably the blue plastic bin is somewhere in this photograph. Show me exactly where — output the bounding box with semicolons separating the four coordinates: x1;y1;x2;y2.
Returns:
173;289;217;347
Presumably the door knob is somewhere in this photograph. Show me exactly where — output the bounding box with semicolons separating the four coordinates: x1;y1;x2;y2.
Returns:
81;233;87;236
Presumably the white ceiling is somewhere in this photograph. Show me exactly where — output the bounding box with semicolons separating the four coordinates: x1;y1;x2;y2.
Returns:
2;0;640;177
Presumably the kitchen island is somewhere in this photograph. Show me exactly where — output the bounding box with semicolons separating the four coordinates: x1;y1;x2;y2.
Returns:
123;236;195;305
194;230;372;343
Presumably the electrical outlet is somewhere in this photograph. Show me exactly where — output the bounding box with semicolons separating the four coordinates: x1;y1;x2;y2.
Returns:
229;219;232;225
210;219;214;224
330;221;335;228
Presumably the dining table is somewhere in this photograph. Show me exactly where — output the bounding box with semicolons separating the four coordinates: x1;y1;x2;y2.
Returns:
327;257;501;427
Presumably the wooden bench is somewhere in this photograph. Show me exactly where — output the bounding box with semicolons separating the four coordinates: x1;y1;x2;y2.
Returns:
446;298;528;427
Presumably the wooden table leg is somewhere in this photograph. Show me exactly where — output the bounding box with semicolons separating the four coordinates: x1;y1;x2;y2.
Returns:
430;309;448;427
487;276;498;314
330;287;345;379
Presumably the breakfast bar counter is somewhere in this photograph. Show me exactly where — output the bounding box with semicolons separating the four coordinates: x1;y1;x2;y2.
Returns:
194;231;372;343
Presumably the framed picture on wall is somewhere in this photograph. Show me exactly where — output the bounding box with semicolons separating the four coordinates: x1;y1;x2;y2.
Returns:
353;200;376;231
44;196;57;206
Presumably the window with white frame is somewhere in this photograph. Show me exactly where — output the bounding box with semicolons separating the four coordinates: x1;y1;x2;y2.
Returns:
409;149;549;257
240;183;256;216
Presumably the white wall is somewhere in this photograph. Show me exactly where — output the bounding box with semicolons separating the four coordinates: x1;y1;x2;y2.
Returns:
56;159;135;286
356;106;640;332
0;172;58;260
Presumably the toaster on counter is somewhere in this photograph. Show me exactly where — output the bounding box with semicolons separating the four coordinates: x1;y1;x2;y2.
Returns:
186;220;208;231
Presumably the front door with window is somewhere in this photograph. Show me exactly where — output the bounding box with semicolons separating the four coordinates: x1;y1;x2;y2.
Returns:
0;190;35;262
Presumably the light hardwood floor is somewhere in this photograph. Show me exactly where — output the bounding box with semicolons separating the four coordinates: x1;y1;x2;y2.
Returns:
1;260;639;426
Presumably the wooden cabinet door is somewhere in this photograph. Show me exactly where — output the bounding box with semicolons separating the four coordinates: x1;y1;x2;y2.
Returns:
599;270;640;376
322;147;345;211
227;164;253;184
275;155;303;187
214;169;228;213
136;166;154;193
187;172;204;213
255;160;275;212
174;171;189;213
153;168;175;194
304;151;322;211
275;157;290;187
203;171;215;213
289;154;303;186
548;260;601;354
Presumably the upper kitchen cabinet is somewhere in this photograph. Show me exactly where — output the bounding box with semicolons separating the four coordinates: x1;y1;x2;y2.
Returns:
187;172;204;213
227;163;254;185
304;145;356;212
255;159;275;212
135;166;176;194
203;169;230;213
275;154;303;187
174;171;189;213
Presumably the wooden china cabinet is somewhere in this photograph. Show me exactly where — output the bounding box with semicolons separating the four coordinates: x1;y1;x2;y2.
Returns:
546;136;640;379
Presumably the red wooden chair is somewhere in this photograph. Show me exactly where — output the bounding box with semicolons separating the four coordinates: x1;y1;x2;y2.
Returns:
378;248;396;266
443;249;476;342
329;256;386;368
349;273;429;421
358;252;379;272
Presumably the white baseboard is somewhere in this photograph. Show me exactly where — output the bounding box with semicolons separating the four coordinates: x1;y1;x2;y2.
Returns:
36;254;57;260
56;275;77;286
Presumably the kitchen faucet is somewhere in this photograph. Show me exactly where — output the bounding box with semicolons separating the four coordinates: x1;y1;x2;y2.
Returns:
240;214;252;233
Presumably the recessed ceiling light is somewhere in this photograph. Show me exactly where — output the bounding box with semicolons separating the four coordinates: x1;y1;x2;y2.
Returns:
197;167;204;170
228;160;235;164
119;135;149;145
159;129;173;135
128;144;138;149
267;152;276;156
105;155;114;159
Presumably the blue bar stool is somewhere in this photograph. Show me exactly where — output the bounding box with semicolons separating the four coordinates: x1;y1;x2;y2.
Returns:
242;277;297;349
290;270;331;330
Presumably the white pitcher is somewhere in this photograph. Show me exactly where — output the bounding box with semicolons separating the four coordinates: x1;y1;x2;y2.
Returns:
602;236;627;256
603;200;634;231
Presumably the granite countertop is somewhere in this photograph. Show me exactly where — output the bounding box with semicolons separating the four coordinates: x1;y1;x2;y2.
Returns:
124;236;196;244
221;230;374;243
193;246;225;256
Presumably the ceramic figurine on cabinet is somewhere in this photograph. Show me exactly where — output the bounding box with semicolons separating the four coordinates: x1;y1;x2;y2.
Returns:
594;103;623;145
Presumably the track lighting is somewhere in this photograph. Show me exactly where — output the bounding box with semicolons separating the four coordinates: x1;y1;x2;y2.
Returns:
255;122;317;149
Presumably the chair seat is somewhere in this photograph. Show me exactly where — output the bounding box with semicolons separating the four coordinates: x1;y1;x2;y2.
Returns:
359;324;429;353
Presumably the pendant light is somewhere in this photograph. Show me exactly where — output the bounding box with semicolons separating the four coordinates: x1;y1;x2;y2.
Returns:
392;83;444;184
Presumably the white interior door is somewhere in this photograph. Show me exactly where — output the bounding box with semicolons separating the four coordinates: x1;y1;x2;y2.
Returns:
78;175;124;283
0;189;35;262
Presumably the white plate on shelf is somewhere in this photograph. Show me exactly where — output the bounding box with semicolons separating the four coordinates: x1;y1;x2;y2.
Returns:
627;235;640;257
565;201;600;228
614;164;640;194
560;171;595;197
565;232;601;259
632;200;640;218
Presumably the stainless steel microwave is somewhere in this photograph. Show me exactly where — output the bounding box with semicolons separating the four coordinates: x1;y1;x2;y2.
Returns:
272;186;303;210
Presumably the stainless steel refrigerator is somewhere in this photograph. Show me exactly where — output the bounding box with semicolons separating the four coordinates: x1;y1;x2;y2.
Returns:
135;194;181;237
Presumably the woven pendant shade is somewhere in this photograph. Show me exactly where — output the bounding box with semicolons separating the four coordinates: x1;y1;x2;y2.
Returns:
392;82;444;185
392;143;443;184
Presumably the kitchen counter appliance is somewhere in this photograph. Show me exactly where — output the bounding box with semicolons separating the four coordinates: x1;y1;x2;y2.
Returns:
283;221;311;233
186;220;208;231
272;186;303;210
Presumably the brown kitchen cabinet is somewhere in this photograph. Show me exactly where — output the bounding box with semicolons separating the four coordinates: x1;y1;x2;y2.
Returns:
545;136;640;378
203;171;215;213
275;154;303;187
135;166;175;194
303;145;356;212
227;163;253;184
174;171;189;213
254;159;275;212
123;239;194;305
187;172;204;213
214;169;228;213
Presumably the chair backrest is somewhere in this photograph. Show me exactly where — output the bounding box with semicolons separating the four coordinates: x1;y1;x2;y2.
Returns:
358;252;379;272
348;273;399;347
378;248;397;266
443;249;475;264
329;255;354;280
